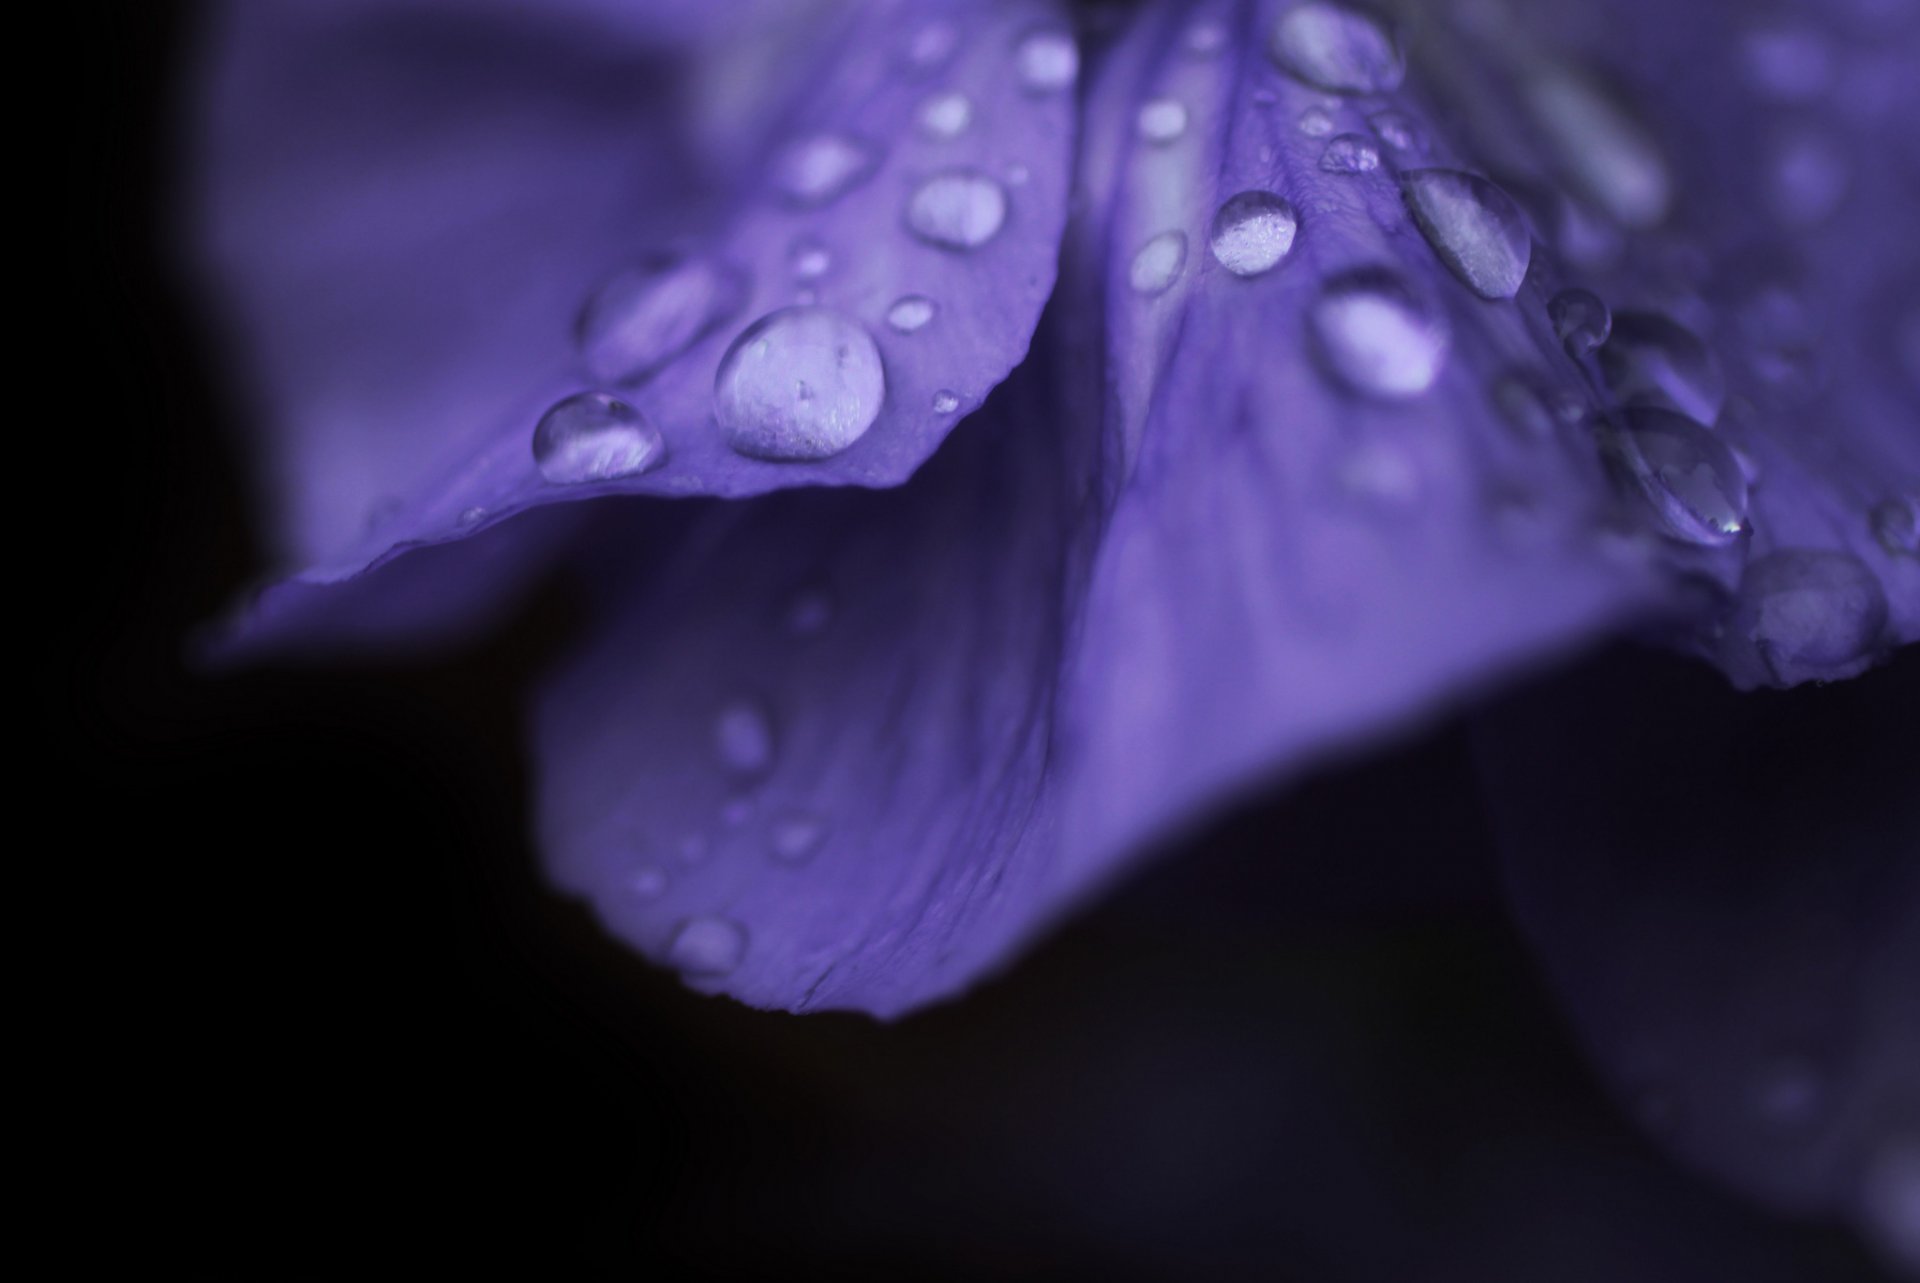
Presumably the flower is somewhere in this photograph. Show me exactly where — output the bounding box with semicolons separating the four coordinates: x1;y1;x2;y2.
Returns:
188;0;1918;1268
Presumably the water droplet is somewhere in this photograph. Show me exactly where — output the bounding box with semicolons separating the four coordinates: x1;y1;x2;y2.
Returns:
770;812;828;864
577;256;748;385
887;295;937;334
1137;97;1190;144
714;307;886;461
1368;109;1422;152
1298;105;1337;137
1549;288;1612;357
1525;67;1670;229
532;392;666;485
1129;230;1189;297
456;505;488;528
1320;133;1381;174
1599;311;1727;424
1719;549;1888;685
773;133;881;207
932;390;961;414
905;22;959;73
625;867;669;903
1269;4;1404;94
783;588;834;637
666;915;747;977
918;91;973;140
905;170;1009;251
713;697;776;777
1401;169;1533;301
1016;28;1079;94
789;238;831;282
1310;267;1450;399
1208;191;1299;277
1870;497;1918;556
1605;407;1749;547
1857;1137;1920;1275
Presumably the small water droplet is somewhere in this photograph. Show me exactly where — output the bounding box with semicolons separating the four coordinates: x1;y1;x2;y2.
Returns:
1184;21;1228;56
1298;105;1337;137
456;505;488;528
1549;287;1612;357
1208;191;1299;277
532;392;666;485
666;915;747;977
789;238;832;282
905;21;959;73
1016;28;1080;93
1605;406;1749;547
918;91;973;140
577;256;748;385
1401;169;1533;301
887;295;937;334
1719;549;1889;685
1320;132;1381;174
1368;109;1422;152
773;133;881;207
1525;67;1670;229
1129;230;1189;296
1310;267;1450;399
713;697;776;777
932;390;962;413
1269;3;1404;95
1137;97;1190;144
625;867;669;903
906;169;1010;251
1599;311;1727;424
1870;497;1919;556
769;812;828;864
714;307;886;461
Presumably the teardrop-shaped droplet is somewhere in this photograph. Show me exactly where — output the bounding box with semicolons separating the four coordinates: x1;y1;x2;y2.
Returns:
887;295;937;334
1599;311;1727;424
713;697;776;777
1208;191;1299;278
1606;406;1749;547
1549;287;1612;357
769;812;828;865
1137;97;1190;144
1320;133;1380;174
918;91;973;140
714;307;886;461
577;257;748;385
1268;4;1404;95
906;170;1009;251
1310;268;1450;399
1717;549;1888;686
1016;28;1079;94
1129;230;1189;297
666;915;747;977
773;133;881;207
1869;497;1918;556
532;392;666;485
1524;67;1671;230
1402;169;1533;301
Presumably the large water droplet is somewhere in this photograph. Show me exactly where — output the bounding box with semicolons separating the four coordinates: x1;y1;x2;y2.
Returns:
1402;169;1533;301
1129;231;1189;297
769;812;828;864
1718;549;1888;685
1016;28;1079;93
887;295;937;334
1525;67;1671;229
918;91;973;140
715;307;886;461
577;257;748;385
1605;407;1749;546
1137;97;1191;144
906;170;1010;251
1310;268;1450;399
774;133;881;207
1870;496;1918;556
713;697;776;777
1208;191;1299;278
1549;287;1612;357
1268;4;1405;95
1320;133;1381;174
666;915;747;977
1599;311;1727;424
531;392;666;485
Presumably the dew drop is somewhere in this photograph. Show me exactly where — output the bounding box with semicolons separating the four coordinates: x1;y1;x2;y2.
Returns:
1870;497;1918;556
1298;105;1337;137
1310;267;1450;399
887;295;937;334
1525;67;1671;229
1016;28;1080;94
918;91;974;140
773;133;881;207
1605;406;1750;547
1599;311;1727;424
714;307;886;461
906;170;1010;251
1369;109;1422;152
666;915;747;977
456;505;488;528
1718;549;1888;685
1129;230;1189;297
1268;3;1405;95
1320;133;1381;174
1549;287;1612;357
932;390;962;414
770;812;829;864
789;238;832;282
1137;97;1191;144
531;392;666;485
577;257;748;385
1208;191;1299;278
1402;169;1533;301
713;697;776;777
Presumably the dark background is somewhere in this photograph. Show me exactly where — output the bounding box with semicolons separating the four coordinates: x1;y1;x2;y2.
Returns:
74;4;1912;1278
